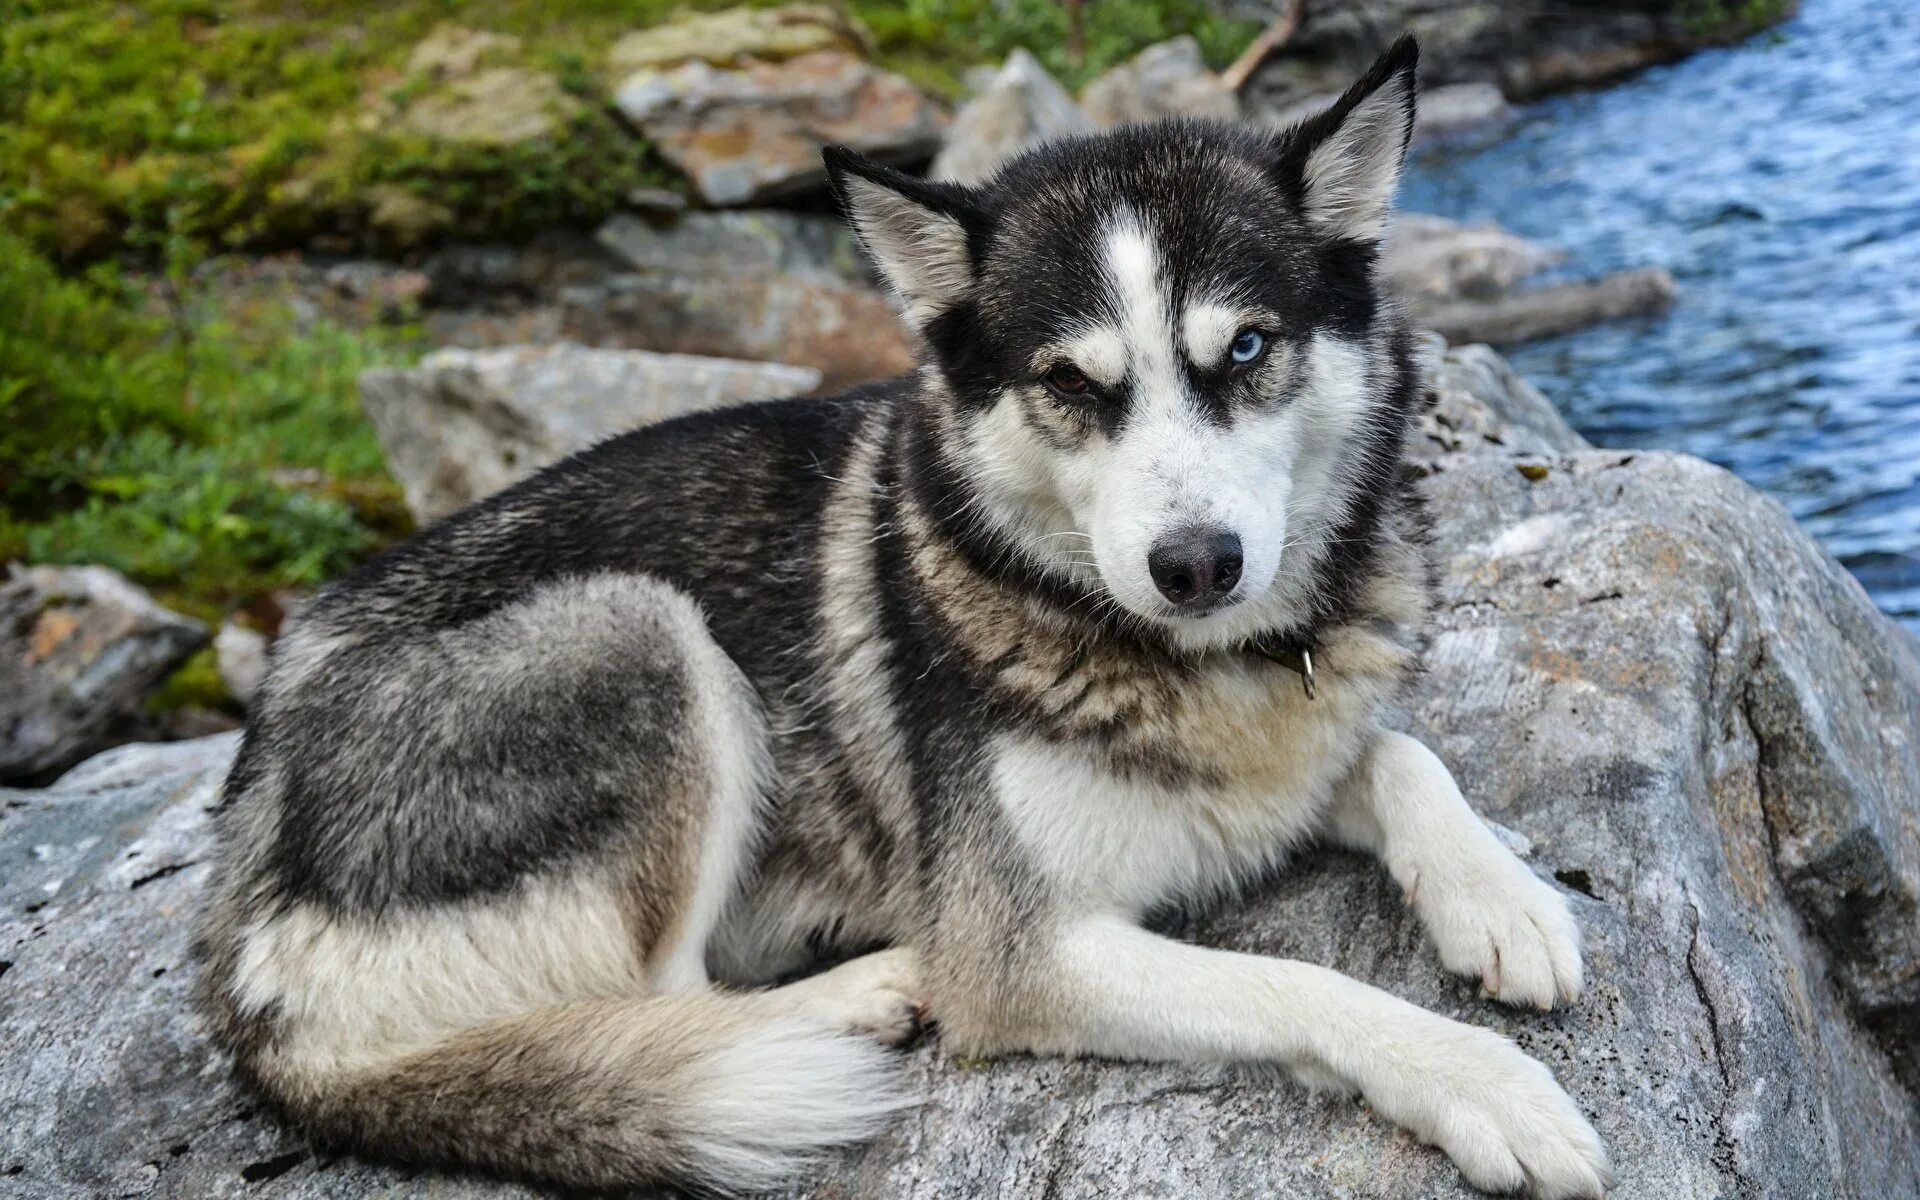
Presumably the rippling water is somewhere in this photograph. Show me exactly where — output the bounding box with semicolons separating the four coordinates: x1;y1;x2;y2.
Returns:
1402;0;1920;632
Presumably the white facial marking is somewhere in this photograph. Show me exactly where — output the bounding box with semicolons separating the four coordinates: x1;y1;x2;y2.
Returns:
1053;325;1130;389
1182;301;1242;368
953;223;1387;652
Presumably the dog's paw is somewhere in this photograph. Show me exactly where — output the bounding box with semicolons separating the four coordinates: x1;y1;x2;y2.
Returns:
1371;1022;1614;1199
791;947;927;1046
1406;843;1583;1010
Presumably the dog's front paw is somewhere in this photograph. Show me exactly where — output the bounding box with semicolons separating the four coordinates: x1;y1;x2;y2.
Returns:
1406;844;1583;1010
1370;1022;1613;1199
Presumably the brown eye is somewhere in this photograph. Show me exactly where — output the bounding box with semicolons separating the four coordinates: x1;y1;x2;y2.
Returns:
1044;364;1089;395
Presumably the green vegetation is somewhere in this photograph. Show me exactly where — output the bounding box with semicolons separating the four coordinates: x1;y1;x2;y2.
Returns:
865;0;1257;95
1677;0;1797;39
1;0;1257;707
1;0;1257;263
0;230;416;626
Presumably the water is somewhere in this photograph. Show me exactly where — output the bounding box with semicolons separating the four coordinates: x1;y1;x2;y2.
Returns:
1401;0;1920;631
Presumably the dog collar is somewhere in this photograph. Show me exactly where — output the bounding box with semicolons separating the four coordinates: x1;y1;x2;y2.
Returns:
1244;635;1318;700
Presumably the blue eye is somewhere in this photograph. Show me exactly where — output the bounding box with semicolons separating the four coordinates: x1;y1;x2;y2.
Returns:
1229;329;1266;365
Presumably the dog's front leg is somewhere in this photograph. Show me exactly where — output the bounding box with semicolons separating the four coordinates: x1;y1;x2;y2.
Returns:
1326;730;1583;1009
961;915;1610;1198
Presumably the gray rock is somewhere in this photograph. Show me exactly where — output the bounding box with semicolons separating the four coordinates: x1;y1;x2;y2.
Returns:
397;67;581;148
597;209;870;283
1387;213;1567;302
1385;214;1678;346
358;344;821;522
582;211;915;391
615;51;946;205
621;184;689;214
1079;36;1239;127
1416;266;1679;347
1413;81;1515;146
418;217;915;391
1232;0;1797;104
1410;333;1588;465
7;353;1918;1197
605;4;872;75
0;565;209;784
929;49;1092;186
213;621;268;710
1259;81;1517;148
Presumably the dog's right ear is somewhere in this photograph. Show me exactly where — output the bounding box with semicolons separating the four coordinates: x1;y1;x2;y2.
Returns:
825;145;982;329
1270;34;1419;244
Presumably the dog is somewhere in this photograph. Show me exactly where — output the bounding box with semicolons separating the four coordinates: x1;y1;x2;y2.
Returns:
194;35;1612;1198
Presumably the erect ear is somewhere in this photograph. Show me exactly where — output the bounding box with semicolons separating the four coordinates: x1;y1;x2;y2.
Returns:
1272;35;1418;243
824;144;983;329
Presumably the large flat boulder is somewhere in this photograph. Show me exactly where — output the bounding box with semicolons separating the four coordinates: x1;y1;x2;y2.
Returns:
6;353;1917;1196
359;343;820;523
0;565;209;784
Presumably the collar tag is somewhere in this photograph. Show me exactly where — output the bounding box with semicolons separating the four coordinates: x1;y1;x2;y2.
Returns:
1246;638;1318;700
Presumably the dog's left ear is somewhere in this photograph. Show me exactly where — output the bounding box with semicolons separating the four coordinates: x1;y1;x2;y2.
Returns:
1272;34;1419;243
825;145;983;329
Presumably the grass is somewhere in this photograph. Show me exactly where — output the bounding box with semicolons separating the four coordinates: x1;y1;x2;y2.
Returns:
0;0;1259;707
1;0;1259;263
0;229;417;629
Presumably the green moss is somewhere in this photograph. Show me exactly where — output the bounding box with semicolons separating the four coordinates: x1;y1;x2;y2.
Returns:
145;645;234;714
0;0;701;262
1677;0;1796;39
3;0;1260;262
863;0;1259;94
0;230;417;623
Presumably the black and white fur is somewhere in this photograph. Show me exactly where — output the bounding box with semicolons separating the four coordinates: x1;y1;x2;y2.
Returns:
195;38;1613;1198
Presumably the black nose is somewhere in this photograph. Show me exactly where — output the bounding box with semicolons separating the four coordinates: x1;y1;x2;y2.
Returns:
1147;527;1243;610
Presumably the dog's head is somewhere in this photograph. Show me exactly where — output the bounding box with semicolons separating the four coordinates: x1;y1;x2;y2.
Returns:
827;38;1421;651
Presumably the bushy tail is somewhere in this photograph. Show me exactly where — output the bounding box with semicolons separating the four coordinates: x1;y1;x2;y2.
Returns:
257;989;911;1194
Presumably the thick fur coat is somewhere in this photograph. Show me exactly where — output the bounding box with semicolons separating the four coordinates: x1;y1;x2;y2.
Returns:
196;37;1613;1199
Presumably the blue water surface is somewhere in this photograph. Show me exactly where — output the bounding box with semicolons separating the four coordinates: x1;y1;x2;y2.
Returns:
1401;0;1920;631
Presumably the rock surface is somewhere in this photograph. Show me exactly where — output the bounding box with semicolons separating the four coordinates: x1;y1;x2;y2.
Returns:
416;215;913;393
397;67;580;147
1415;266;1680;347
213;621;268;711
1410;334;1587;465
1386;214;1678;346
585;212;915;390
607;3;872;74
929;49;1092;186
1079;36;1240;126
0;565;209;784
7;341;1919;1196
616;50;946;205
359;343;821;523
1233;0;1798;107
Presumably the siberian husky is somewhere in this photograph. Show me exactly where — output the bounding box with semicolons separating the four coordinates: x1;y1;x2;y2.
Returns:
196;35;1612;1198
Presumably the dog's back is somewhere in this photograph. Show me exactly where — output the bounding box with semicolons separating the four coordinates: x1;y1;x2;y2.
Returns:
193;391;929;1191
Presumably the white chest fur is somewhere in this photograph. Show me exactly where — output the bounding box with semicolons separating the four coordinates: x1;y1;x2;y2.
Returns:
989;666;1377;916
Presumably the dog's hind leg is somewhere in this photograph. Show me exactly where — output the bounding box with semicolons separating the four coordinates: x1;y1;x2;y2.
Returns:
198;574;919;1193
1323;730;1584;1009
